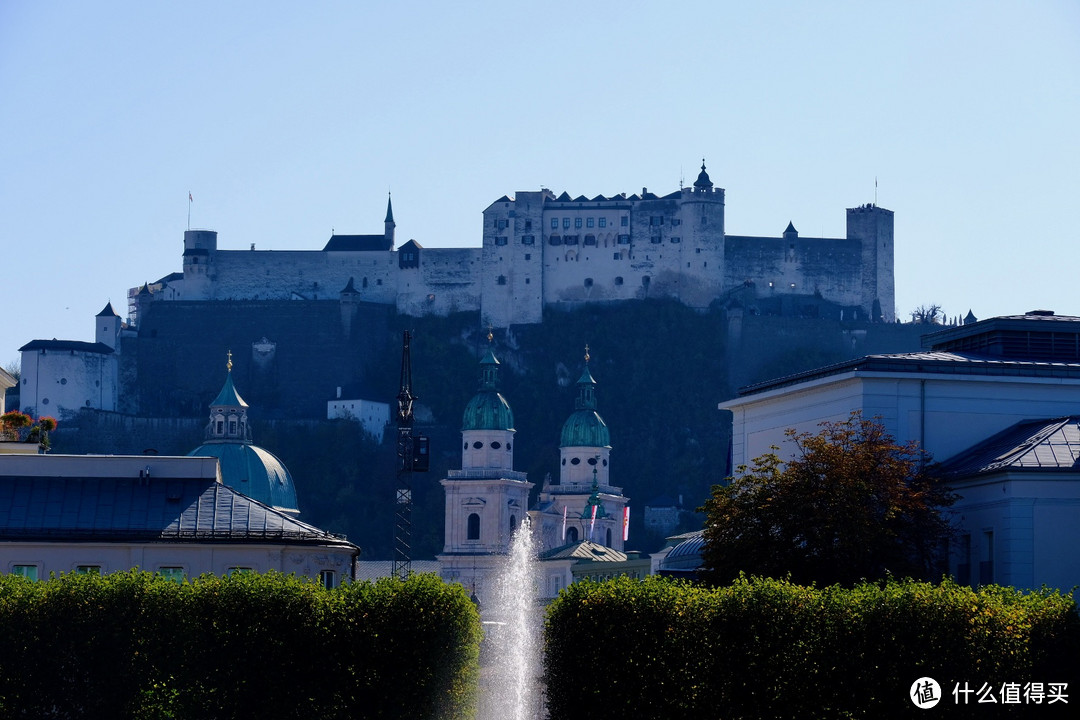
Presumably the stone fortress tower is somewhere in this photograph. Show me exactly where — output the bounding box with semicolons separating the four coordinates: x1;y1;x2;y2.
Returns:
129;161;895;329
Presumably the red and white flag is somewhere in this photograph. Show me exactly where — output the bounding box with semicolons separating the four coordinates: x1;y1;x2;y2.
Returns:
561;505;567;541
622;506;630;542
589;505;597;540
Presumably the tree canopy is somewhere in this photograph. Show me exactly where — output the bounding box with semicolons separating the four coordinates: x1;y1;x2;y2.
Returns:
700;412;956;586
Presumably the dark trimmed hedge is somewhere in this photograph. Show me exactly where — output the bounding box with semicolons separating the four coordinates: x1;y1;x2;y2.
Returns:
0;571;480;719
544;576;1080;719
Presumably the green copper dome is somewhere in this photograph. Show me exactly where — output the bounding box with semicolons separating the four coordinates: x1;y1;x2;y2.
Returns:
560;365;610;448
188;443;299;514
462;349;515;431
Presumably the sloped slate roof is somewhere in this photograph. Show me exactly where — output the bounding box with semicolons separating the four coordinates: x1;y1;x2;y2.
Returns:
322;234;391;252
0;473;351;545
18;340;114;355
540;540;627;562
938;417;1080;478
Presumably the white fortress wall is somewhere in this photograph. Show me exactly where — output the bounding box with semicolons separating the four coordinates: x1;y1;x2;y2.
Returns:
397;247;482;317
203;249;399;303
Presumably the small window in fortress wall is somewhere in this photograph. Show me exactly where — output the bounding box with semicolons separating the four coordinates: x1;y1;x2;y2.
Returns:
522;235;534;245
495;237;508;246
599;218;607;228
621;216;628;227
549;235;562;246
584;278;593;288
615;276;624;285
650;236;661;244
551;218;558;229
564;235;579;245
671;236;680;243
497;275;507;285
584;235;596;246
618;235;630;245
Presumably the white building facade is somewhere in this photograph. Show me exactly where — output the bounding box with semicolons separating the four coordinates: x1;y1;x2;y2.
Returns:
720;311;1080;593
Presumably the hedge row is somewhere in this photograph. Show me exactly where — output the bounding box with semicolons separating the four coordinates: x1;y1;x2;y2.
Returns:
544;576;1080;719
0;571;481;720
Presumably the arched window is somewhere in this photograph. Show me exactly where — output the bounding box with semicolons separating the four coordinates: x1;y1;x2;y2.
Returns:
566;526;579;543
509;515;517;534
467;513;481;540
606;528;613;547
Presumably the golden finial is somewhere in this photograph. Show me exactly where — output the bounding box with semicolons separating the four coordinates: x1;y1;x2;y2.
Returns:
584;344;590;363
487;323;494;344
226;349;233;372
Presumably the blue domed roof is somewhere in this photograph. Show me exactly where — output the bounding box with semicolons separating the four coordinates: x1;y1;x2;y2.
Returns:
188;442;299;514
462;349;515;431
560;364;610;448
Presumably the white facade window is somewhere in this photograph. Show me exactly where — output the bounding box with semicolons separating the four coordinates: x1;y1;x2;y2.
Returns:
158;567;185;583
319;570;336;589
75;565;101;575
11;565;38;581
599;218;607;228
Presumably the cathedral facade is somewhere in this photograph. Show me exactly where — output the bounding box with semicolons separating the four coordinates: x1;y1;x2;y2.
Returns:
437;346;629;607
131;163;895;328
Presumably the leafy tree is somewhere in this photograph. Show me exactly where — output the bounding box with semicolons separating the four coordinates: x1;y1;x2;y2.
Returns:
700;412;955;586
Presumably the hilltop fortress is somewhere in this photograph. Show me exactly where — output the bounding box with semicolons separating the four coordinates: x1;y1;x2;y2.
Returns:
131;163;895;327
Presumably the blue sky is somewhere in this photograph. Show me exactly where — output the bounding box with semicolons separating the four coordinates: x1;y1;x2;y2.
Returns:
1;1;1078;365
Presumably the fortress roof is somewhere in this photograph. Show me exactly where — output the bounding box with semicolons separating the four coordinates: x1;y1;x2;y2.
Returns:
19;339;114;355
322;234;392;252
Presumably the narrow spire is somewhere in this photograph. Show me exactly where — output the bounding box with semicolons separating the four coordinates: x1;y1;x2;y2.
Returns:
385;192;395;223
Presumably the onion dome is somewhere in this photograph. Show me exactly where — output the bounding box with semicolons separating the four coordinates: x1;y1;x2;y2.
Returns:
693;159;713;190
188;351;299;515
461;349;515;432
560;352;610;448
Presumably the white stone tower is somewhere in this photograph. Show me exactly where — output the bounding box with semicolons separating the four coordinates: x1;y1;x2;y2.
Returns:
438;342;532;607
532;347;629;552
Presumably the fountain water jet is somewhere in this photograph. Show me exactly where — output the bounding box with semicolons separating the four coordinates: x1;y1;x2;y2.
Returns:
478;516;545;720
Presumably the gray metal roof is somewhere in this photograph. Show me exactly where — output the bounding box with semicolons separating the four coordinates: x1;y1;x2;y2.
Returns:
0;473;354;546
938;417;1080;478
737;351;1080;396
539;540;628;562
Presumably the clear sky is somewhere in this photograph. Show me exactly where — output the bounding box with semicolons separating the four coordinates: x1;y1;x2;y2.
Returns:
1;1;1078;366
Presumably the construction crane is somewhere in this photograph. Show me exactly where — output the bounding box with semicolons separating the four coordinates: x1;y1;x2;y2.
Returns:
392;330;429;581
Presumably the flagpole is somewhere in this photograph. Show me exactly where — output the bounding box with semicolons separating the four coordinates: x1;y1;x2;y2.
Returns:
188;192;192;230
